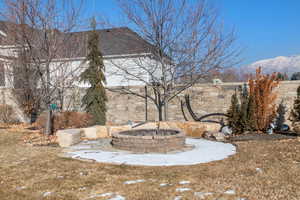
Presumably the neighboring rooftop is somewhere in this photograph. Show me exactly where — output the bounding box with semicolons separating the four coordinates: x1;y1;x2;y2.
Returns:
0;21;154;58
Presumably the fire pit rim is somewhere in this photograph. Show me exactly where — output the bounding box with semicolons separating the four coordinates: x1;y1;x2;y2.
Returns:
112;129;185;139
111;128;186;153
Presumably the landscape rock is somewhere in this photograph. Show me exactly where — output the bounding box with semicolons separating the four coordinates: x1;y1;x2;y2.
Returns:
109;125;131;136
175;121;220;137
203;131;215;139
81;125;109;139
293;122;300;135
56;129;82;147
132;122;170;130
213;132;226;141
221;126;232;135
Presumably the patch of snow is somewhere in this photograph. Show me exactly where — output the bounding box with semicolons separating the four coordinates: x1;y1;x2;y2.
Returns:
179;180;190;185
42;192;52;197
176;188;192;192
123;179;145;184
160;183;172;187
224;189;236;195
194;192;213;199
16;186;27;190
68;139;236;166
108;194;126;200
174;196;182;200
256;168;263;173
78;187;86;191
99;192;114;197
89;192;114;199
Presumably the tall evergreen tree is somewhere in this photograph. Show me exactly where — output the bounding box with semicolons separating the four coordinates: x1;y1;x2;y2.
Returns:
291;86;300;122
227;91;241;133
80;18;107;125
247;95;257;131
275;100;286;131
239;84;249;131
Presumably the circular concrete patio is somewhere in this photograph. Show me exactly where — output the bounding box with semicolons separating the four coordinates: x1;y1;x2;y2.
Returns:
66;138;236;166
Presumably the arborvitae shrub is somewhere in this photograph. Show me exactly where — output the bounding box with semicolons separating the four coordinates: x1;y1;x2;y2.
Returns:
291;86;300;122
275;101;286;131
227;91;241;133
227;67;279;134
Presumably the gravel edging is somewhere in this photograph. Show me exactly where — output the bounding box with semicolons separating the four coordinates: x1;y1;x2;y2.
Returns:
228;133;298;142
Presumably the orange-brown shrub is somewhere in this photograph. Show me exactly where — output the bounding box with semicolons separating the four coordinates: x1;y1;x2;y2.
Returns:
248;67;279;132
35;111;94;134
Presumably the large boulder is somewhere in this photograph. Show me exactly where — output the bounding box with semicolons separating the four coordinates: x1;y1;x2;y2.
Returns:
108;125;131;136
174;121;221;137
132;122;172;130
56;129;82;147
81;126;109;139
293;122;300;135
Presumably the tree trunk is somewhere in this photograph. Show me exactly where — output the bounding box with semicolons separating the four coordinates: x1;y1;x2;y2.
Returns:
164;101;168;121
158;104;163;121
45;109;52;135
45;63;53;135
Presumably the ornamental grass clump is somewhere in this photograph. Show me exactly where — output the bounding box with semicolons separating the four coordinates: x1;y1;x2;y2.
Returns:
227;67;279;134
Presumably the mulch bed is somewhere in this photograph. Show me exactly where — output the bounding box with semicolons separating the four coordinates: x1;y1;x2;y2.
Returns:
228;132;298;142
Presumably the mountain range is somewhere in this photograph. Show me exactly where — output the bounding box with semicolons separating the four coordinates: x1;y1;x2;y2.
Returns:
245;55;300;76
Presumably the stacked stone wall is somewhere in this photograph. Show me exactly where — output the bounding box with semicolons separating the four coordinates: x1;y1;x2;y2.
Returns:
1;80;300;124
105;81;300;125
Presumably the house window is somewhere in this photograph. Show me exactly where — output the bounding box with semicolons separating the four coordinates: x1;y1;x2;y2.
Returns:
0;62;5;86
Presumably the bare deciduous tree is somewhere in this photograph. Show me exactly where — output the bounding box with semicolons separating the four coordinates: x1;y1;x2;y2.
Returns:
1;0;85;133
110;0;240;121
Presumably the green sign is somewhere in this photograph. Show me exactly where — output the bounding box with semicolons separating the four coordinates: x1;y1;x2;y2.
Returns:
50;103;58;110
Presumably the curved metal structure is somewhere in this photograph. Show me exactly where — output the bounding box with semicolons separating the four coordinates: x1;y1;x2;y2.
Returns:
181;94;229;127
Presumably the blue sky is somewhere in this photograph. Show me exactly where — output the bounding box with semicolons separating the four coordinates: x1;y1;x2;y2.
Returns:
1;0;300;66
82;0;300;66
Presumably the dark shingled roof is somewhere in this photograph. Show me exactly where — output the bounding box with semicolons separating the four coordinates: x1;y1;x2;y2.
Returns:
67;27;154;57
0;21;155;58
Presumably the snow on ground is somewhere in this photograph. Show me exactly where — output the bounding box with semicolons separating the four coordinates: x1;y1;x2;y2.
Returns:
88;193;125;200
224;189;236;195
194;192;213;199
68;139;236;166
160;183;172;187
176;188;192;192
123;179;145;185
179;180;190;185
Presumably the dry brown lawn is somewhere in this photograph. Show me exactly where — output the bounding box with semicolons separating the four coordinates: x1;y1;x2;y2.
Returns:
0;130;299;200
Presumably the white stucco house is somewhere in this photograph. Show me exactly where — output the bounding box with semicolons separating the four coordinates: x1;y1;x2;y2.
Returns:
0;20;163;122
0;20;161;89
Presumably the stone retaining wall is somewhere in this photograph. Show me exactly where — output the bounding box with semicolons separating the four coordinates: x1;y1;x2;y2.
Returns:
105;81;300;125
1;80;300;124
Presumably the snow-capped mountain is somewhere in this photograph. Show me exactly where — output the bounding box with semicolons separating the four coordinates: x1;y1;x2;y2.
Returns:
245;55;300;76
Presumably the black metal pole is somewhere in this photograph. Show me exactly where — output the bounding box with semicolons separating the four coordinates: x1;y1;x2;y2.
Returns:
145;86;148;121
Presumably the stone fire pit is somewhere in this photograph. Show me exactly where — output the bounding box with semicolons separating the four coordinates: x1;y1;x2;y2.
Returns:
112;129;186;153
